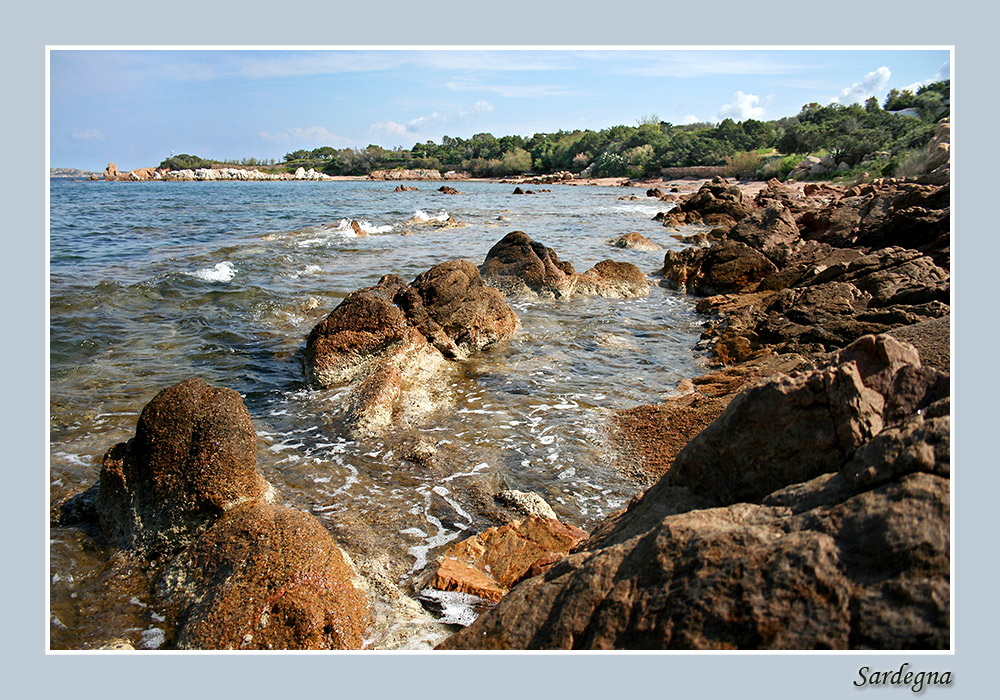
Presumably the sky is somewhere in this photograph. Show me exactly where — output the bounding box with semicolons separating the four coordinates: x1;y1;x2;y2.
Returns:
49;48;951;172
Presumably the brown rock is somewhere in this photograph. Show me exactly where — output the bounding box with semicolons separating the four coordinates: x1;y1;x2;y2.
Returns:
660;240;778;296
158;501;370;650
727;204;801;266
103;162;120;180
95;378;270;552
608;232;662;251
417;516;588;602
438;186;460;194
576;259;651;299
674;177;754;221
479;231;577;297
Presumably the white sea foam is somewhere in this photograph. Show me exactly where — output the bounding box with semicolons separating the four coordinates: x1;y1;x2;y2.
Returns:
139;627;165;649
333;218;393;235
412;209;450;222
190;261;237;282
418;589;484;627
289;264;323;278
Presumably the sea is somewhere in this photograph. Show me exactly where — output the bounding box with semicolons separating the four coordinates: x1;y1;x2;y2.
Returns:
48;178;709;649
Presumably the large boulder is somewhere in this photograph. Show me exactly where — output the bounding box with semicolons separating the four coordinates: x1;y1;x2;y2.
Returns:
674;176;754;222
158;500;370;650
95;378;271;552
608;232;662;251
439;336;949;650
727;204;801;267
480;231;649;299
304;261;518;435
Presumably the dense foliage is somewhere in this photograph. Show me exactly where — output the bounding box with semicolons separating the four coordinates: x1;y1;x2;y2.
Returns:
162;81;949;181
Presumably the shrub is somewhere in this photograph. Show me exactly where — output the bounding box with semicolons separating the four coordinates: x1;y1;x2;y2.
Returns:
724;151;764;179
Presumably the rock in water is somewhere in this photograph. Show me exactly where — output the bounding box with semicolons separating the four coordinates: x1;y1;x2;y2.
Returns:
480;231;649;299
96;378;271;552
608;232;662;251
417;515;588;602
304;261;518;436
158;500;371;650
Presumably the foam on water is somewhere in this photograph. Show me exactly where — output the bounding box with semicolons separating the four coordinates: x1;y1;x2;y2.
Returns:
190;260;237;282
411;209;450;222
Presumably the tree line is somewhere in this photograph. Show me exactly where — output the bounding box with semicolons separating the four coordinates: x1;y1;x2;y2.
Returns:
159;80;949;181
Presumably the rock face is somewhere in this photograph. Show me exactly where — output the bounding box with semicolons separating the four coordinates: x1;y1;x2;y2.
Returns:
304;260;518;435
480;231;649;299
672;176;753;222
417;516;588;602
661;240;778;296
158;500;370;650
609;232;662;251
439;335;949;650
103;162;120;180
95;378;271;552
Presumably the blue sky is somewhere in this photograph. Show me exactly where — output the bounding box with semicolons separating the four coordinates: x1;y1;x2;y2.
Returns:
49;48;951;172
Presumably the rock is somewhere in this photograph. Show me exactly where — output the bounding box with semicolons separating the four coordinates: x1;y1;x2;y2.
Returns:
660;241;778;296
158;500;370;650
95;378;272;553
304;262;518;435
886;316;950;371
479;231;578;297
394;185;419;192
438;186;460;194
370;169;443;180
416;516;588;602
646;187;665;198
663;361;885;505
495;490;558;520
103;162;120;180
576;259;651;299
727;205;801;267
349;220;368;238
512;187;534;195
439;341;949;650
674;177;754;221
609;232;662;251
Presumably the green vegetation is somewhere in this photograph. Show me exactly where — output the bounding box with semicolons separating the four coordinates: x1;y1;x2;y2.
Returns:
159;80;949;182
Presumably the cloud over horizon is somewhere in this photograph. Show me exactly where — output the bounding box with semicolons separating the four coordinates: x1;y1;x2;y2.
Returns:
718;92;765;121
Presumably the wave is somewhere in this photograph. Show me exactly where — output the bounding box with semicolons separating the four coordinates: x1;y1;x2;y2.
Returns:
411;209;450;223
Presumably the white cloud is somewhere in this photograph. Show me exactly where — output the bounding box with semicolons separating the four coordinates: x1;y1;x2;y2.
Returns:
680;115;701;125
717;92;765;121
71;128;104;141
371;101;496;143
833;66;891;105
259;126;344;145
901;60;951;94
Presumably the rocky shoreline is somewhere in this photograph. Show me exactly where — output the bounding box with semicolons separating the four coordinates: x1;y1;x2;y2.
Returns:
53;123;950;649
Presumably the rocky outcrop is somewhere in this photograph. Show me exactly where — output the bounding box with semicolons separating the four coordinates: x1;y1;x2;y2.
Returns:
394;185;419;191
417;516;588;602
660;240;778;296
438;186;461;194
439;335;949;650
480;231;649;299
608;232;662;251
103;162;120;180
671;176;754;222
94;378;271;553
304;260;518;435
158;500;370;650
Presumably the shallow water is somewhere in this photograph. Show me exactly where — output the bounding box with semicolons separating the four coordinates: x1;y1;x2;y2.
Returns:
49;178;708;649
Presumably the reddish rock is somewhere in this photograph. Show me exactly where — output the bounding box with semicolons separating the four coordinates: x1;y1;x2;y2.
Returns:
95;378;271;552
158;501;370;650
438;186;460;194
727;204;801;266
674;176;754;221
103;162;120;180
577;259;651;298
417;516;588;602
660;240;778;296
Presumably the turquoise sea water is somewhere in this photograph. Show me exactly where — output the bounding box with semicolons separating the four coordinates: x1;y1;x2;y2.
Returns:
48;178;708;648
